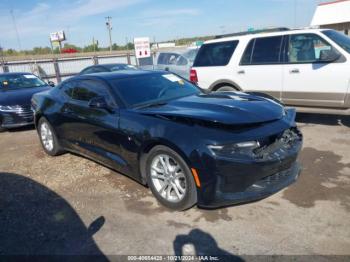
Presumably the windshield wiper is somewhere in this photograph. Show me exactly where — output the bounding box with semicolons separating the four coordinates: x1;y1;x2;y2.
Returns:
135;101;168;109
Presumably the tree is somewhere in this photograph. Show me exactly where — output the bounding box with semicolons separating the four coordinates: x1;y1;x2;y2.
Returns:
5;49;18;56
126;42;134;50
32;47;52;55
112;43;119;51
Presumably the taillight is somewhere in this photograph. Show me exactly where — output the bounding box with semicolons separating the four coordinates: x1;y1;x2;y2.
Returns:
190;68;198;84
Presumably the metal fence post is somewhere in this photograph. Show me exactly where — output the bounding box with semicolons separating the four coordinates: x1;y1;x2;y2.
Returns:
2;62;9;73
53;58;62;83
93;56;98;65
126;52;131;65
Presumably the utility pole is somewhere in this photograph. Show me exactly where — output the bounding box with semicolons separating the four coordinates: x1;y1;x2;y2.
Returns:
10;9;22;51
293;0;297;28
105;16;113;52
0;43;4;64
49;38;54;54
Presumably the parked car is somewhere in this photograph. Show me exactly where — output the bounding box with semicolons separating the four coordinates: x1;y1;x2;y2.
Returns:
155;49;198;79
191;28;350;115
32;70;302;210
0;72;51;131
79;63;137;75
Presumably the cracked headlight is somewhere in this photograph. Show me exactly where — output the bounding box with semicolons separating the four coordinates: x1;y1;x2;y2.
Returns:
208;141;260;158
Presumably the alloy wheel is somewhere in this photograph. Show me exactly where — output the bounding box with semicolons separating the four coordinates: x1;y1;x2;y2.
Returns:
40;122;54;152
150;154;187;203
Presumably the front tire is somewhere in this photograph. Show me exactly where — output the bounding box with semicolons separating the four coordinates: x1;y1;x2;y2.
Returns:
38;117;65;156
146;146;197;210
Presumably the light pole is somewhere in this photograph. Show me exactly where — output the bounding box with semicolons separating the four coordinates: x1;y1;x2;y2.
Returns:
105;16;113;52
10;9;22;51
0;44;4;64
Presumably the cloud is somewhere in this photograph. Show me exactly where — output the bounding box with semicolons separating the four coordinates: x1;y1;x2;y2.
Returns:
0;0;143;48
136;8;200;27
141;8;200;17
59;0;143;20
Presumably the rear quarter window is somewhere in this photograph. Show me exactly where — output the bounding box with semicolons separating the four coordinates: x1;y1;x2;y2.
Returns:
193;40;239;67
240;36;283;65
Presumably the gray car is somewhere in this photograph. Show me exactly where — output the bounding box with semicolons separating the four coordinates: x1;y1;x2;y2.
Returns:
155;49;198;79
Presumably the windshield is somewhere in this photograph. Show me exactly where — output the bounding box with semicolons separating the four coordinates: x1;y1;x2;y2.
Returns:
323;30;350;54
111;73;200;107
0;74;47;90
182;49;198;62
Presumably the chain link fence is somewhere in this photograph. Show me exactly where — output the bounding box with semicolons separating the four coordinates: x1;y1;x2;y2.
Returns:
0;53;138;84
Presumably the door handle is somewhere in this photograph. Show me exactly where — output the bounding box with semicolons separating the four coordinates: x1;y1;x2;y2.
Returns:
237;70;245;74
289;68;300;74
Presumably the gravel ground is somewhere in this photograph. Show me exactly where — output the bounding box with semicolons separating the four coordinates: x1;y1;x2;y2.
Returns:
0;113;349;258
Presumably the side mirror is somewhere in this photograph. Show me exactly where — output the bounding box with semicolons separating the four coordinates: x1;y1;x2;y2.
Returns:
88;96;113;112
319;49;341;62
48;80;55;87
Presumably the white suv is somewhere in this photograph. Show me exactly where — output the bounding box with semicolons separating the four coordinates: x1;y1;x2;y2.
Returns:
190;28;350;114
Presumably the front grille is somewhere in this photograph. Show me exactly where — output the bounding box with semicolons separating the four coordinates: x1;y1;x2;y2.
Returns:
253;163;298;188
260;169;291;185
12;105;33;119
1;105;33;126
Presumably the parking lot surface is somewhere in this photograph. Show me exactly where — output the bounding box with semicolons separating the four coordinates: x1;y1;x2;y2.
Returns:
0;114;349;256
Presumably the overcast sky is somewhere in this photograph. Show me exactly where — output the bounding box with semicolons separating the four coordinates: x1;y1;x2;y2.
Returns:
0;0;322;50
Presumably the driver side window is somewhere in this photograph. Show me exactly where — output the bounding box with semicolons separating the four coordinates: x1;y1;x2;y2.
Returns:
288;34;333;63
72;80;116;107
61;81;76;98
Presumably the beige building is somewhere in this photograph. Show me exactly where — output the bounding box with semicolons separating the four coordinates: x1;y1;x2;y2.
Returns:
311;0;350;35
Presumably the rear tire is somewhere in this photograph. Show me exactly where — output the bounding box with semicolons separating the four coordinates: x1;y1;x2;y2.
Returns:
146;145;197;210
38;117;65;156
216;86;237;92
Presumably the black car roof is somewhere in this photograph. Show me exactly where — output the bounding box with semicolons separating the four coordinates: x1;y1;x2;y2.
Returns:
86;63;132;69
99;63;130;68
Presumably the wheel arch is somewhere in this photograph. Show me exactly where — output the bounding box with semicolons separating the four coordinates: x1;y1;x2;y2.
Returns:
138;139;193;185
209;79;242;92
34;112;43;129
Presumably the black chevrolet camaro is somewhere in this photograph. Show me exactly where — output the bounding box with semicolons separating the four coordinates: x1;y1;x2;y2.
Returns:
32;70;302;210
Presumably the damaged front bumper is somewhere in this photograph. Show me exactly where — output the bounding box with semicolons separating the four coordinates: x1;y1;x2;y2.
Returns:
197;127;303;208
199;162;301;208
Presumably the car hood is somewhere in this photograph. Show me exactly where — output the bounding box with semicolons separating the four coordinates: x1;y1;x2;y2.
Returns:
0;85;50;106
136;92;284;125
